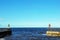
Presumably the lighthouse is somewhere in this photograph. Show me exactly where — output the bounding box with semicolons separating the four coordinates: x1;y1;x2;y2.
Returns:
48;24;51;31
8;24;10;28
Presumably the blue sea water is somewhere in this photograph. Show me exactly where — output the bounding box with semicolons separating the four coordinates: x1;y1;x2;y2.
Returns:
5;28;60;40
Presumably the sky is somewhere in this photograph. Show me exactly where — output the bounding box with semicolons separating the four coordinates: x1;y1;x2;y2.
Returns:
0;0;60;28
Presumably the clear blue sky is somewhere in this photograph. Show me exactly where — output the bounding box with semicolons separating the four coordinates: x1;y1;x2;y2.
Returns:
0;0;60;27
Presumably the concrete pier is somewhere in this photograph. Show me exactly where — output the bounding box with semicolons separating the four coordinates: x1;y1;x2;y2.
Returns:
0;28;11;38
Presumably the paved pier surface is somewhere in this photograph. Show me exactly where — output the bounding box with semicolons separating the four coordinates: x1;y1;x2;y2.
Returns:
0;28;11;38
0;38;5;40
0;28;9;32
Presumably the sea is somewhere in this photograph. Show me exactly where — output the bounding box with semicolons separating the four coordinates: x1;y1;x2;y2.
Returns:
1;28;60;40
